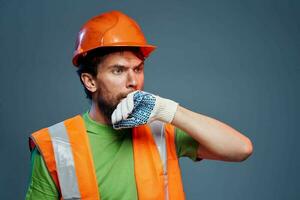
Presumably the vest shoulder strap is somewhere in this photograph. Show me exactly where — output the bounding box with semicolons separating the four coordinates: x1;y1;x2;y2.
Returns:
133;123;185;200
165;123;185;200
30;115;100;200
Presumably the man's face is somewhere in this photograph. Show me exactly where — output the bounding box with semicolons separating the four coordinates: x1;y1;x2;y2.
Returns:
94;51;144;122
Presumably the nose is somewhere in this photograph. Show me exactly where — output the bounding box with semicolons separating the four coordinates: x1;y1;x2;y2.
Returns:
126;70;137;89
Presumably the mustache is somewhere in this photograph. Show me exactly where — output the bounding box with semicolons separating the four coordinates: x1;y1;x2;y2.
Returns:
116;90;135;102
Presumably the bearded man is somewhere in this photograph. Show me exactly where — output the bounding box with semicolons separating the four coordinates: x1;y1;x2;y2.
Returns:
25;10;253;200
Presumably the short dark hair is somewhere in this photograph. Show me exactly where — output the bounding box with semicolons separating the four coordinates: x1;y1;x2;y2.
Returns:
76;47;145;100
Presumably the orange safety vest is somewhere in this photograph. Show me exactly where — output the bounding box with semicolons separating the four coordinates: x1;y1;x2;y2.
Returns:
29;115;185;200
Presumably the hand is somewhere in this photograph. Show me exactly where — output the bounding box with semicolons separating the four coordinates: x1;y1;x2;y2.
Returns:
111;90;178;129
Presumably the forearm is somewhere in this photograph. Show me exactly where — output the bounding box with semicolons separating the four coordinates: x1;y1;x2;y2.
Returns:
111;91;253;162
171;106;253;162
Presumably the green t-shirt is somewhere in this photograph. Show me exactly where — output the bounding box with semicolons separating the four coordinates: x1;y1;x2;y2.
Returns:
25;111;201;200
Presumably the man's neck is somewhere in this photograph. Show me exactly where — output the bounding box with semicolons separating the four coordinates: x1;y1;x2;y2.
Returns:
88;102;111;125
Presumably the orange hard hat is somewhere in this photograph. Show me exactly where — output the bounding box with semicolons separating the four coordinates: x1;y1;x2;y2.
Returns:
72;10;156;67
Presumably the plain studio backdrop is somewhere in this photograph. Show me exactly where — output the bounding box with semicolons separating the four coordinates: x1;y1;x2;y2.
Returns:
0;0;299;199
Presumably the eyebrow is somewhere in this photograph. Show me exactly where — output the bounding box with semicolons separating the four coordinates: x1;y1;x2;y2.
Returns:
107;61;144;70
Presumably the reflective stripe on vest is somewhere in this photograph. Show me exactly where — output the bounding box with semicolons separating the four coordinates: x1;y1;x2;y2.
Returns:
30;115;185;200
48;121;81;199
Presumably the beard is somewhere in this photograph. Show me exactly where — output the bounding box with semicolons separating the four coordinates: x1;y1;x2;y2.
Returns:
96;86;130;124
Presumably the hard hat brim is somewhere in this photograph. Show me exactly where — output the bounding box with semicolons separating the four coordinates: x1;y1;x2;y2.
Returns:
72;44;156;67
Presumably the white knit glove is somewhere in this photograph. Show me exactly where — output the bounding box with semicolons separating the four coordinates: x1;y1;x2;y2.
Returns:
111;90;178;129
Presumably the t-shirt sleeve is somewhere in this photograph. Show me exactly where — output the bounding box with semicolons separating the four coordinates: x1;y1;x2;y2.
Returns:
25;148;59;200
175;127;203;162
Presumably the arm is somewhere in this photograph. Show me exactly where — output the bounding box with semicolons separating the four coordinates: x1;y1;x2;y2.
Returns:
172;106;253;162
25;148;59;200
111;91;253;162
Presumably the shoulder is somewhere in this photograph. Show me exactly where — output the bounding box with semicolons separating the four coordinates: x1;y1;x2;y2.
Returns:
174;126;203;162
29;114;83;150
31;114;83;136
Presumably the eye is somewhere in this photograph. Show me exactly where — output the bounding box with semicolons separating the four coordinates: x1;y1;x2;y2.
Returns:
112;67;123;75
134;66;144;73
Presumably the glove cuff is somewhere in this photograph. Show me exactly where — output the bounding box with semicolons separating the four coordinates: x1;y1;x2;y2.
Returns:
153;96;178;123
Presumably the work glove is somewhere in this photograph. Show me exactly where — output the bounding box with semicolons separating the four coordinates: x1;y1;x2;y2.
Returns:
111;90;178;129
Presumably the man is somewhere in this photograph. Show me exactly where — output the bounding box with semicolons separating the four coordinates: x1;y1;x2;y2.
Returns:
25;10;253;200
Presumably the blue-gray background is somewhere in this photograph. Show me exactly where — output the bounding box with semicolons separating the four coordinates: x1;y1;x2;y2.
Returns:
0;0;299;199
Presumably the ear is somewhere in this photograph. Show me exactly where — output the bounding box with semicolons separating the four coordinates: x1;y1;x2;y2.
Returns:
81;73;97;93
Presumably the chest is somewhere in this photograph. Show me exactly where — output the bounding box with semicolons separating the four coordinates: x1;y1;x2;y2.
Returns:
88;133;138;199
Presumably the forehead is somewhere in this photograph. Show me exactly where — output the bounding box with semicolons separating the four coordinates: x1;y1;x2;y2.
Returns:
100;51;143;69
